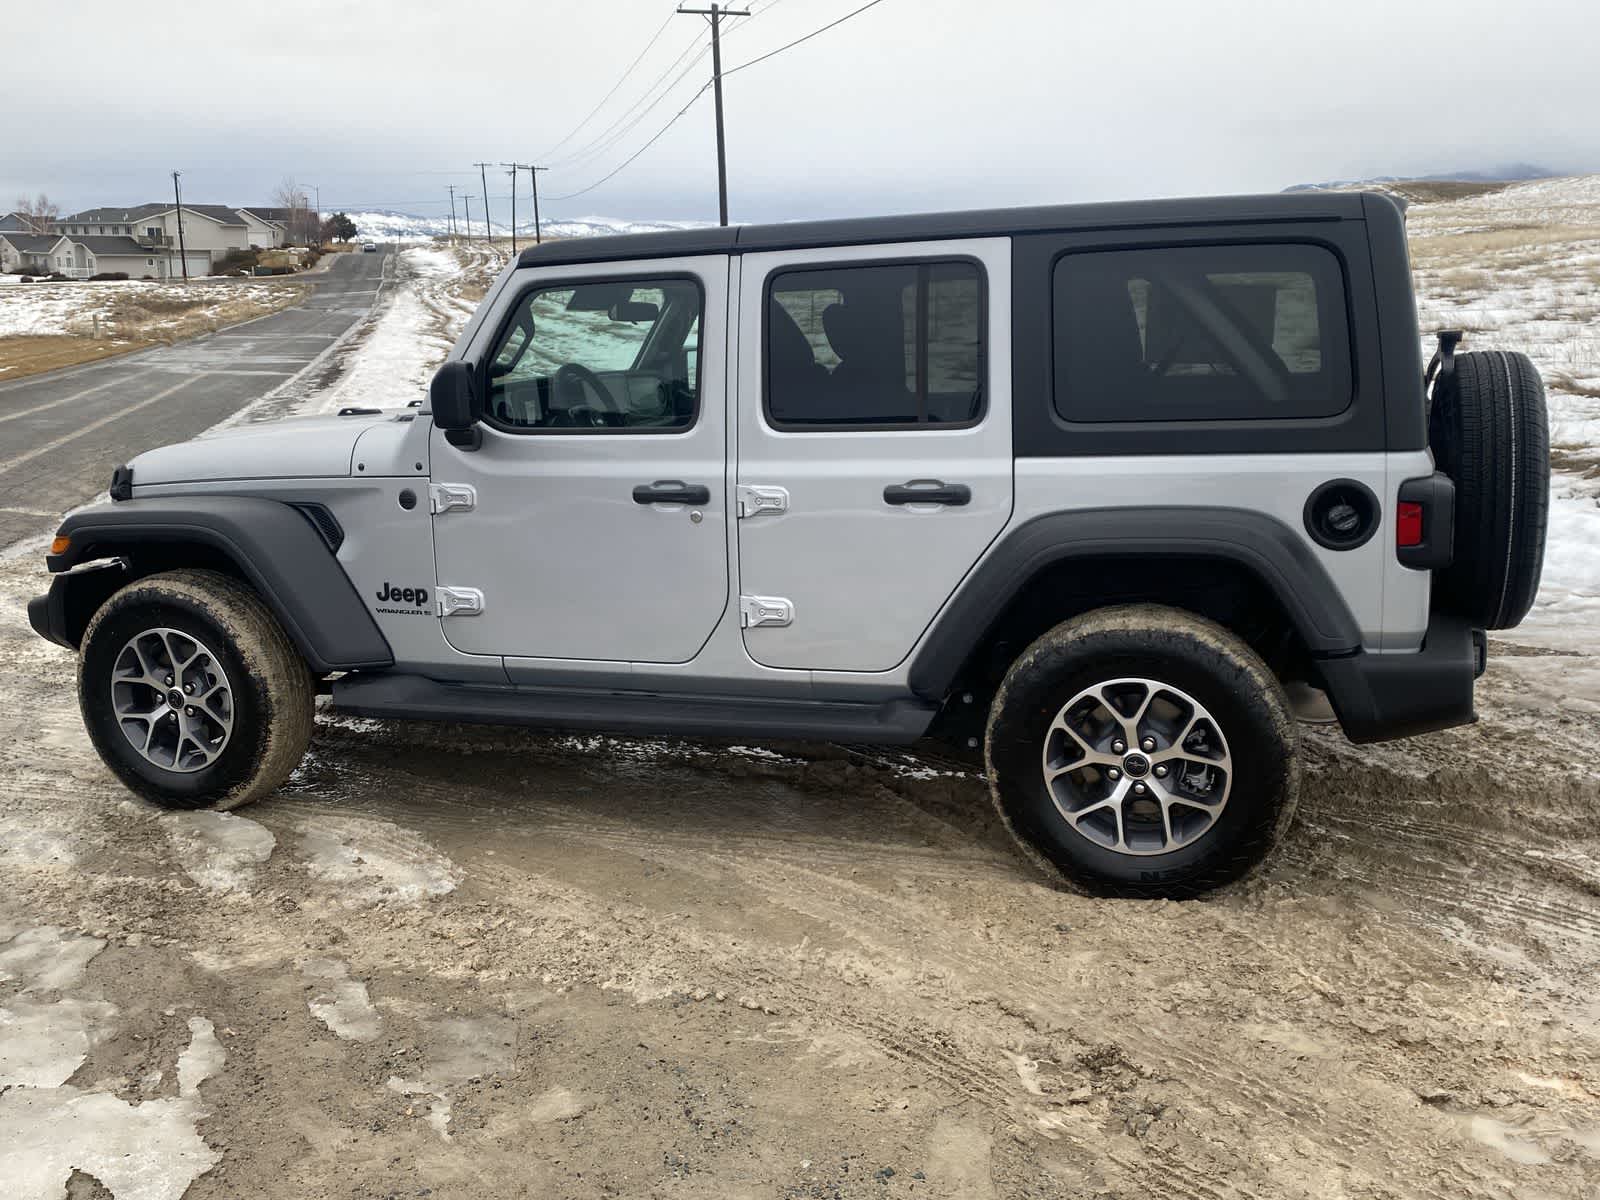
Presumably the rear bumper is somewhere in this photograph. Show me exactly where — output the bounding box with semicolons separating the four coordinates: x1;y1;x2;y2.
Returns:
1317;612;1485;744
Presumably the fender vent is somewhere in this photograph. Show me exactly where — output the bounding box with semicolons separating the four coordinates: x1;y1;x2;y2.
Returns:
291;502;345;553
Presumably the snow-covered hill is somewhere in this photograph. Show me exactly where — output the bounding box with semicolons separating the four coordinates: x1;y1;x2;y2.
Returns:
342;210;710;243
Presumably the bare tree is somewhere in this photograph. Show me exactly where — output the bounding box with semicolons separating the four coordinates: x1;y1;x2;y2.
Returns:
14;193;60;232
271;177;313;244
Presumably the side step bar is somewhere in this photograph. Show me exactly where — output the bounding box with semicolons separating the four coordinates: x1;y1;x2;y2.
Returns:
331;673;938;745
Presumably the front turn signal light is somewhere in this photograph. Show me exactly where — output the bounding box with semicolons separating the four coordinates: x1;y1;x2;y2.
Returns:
50;535;71;555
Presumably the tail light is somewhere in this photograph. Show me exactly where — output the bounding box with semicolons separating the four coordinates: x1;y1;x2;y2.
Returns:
1395;474;1455;570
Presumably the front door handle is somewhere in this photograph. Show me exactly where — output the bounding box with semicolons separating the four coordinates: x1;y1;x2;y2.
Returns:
883;479;972;507
633;480;711;506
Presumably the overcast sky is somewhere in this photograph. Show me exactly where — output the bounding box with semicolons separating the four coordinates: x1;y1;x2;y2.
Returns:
6;0;1599;224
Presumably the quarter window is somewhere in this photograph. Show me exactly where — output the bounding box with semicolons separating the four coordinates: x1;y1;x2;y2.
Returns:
1052;243;1351;423
484;278;701;432
766;260;983;428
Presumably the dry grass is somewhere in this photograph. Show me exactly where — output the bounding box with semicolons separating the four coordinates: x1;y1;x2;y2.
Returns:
0;335;150;382
1384;180;1517;205
1410;223;1600;270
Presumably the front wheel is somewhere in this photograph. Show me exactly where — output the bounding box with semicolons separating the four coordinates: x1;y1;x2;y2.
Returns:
78;569;315;810
985;605;1299;898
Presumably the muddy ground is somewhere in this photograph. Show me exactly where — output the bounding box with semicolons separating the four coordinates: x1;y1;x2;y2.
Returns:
1;525;1597;1200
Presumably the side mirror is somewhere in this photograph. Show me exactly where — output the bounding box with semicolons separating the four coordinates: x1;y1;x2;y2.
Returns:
430;360;482;450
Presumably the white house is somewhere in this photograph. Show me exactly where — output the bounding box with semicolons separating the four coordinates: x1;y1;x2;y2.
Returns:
73;236;167;279
57;204;254;274
0;232;73;275
235;208;288;248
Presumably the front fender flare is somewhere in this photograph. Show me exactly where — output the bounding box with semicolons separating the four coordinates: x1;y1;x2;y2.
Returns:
46;496;393;674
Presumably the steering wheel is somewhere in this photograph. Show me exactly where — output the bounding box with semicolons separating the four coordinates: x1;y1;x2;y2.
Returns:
553;363;618;424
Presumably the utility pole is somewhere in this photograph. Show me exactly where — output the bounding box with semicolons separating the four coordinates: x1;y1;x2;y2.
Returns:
500;164;518;253
462;194;474;245
447;185;458;241
171;171;189;280
473;161;493;244
527;164;548;244
677;3;749;226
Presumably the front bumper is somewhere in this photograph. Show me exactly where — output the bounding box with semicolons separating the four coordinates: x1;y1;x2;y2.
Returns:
1316;612;1486;744
27;560;129;652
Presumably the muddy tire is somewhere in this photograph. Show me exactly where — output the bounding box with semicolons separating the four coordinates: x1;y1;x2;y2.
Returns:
1429;350;1549;629
985;605;1298;899
78;569;314;811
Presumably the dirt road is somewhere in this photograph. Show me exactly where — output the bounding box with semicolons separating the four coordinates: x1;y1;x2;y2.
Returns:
2;517;1597;1198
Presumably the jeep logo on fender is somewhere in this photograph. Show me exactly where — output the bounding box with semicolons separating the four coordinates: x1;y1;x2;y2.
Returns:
375;581;430;614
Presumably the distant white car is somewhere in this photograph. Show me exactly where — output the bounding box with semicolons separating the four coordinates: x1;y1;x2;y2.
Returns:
362;242;378;253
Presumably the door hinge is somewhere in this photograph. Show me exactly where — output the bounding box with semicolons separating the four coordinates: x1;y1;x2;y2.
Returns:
436;586;485;618
430;482;477;514
740;594;794;628
736;484;789;519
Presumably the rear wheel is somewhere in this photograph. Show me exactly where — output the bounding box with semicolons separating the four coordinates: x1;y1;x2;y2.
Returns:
78;570;314;810
985;605;1298;898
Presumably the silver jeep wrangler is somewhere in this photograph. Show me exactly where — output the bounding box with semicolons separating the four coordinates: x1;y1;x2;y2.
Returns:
29;192;1550;897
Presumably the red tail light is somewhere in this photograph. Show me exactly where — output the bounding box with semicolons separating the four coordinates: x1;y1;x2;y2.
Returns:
1396;502;1424;548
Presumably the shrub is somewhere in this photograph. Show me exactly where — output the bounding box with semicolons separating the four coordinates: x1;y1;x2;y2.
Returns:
89;272;129;282
211;248;260;276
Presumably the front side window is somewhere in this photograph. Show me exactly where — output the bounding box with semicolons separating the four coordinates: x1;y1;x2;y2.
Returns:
1053;243;1352;423
484;277;701;432
766;260;983;428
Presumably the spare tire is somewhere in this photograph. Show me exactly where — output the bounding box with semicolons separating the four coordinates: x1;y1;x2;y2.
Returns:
1428;349;1549;629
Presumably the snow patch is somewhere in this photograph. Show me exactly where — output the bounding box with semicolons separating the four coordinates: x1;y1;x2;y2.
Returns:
161;810;276;893
0;1086;220;1200
386;1076;453;1140
0;926;104;992
0;997;118;1087
295;814;458;904
299;957;382;1042
175;1017;224;1098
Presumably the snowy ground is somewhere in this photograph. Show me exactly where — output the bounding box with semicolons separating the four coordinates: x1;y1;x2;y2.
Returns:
0;279;303;340
1407;175;1600;648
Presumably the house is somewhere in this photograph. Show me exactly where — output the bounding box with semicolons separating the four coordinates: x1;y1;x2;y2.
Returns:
72;236;167;279
56;204;254;274
0;232;74;275
0;212;47;233
235;208;289;248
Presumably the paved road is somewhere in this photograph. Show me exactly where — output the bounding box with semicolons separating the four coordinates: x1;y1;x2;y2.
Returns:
0;248;390;549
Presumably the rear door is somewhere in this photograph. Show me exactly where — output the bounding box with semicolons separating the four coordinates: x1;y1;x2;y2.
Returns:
734;239;1013;673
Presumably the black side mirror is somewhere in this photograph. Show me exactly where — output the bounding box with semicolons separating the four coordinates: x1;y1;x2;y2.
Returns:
430;360;483;450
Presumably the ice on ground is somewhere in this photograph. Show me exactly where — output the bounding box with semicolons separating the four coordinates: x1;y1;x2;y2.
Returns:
0;815;79;867
160;810;276;893
0;997;118;1087
0;926;104;992
423;1015;517;1083
0;1086;220;1200
299;958;382;1042
175;1017;224;1098
295;814;458;904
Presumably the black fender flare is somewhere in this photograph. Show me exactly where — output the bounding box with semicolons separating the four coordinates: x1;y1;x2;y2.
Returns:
907;506;1364;701
44;496;393;674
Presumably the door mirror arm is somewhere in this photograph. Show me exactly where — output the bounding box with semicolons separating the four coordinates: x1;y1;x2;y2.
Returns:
430;360;484;452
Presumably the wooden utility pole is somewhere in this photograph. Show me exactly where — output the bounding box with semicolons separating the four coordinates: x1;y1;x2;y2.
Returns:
171;171;189;279
473;161;493;243
500;164;519;253
527;165;548;244
447;185;458;240
462;194;474;244
676;3;749;226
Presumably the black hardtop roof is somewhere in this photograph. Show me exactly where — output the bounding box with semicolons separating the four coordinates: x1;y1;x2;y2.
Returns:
516;191;1379;269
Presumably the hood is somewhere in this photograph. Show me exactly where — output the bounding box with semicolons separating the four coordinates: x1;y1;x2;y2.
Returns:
129;412;394;485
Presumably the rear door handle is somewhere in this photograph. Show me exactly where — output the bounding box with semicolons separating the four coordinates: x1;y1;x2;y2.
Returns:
883;479;971;507
633;480;711;506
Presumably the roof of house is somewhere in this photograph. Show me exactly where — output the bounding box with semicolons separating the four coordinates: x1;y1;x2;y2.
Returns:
1;212;47;231
1;232;66;252
238;207;292;224
60;203;246;227
72;235;155;256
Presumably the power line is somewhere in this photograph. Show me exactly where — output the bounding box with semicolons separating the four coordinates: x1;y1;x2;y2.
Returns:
723;0;889;77
546;37;711;170
536;10;677;161
544;82;713;202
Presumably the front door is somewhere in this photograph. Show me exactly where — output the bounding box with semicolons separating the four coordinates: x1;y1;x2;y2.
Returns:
734;239;1014;673
431;256;728;663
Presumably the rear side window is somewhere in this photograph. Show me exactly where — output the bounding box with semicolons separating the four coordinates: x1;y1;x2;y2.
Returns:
766;260;983;428
1052;243;1351;423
